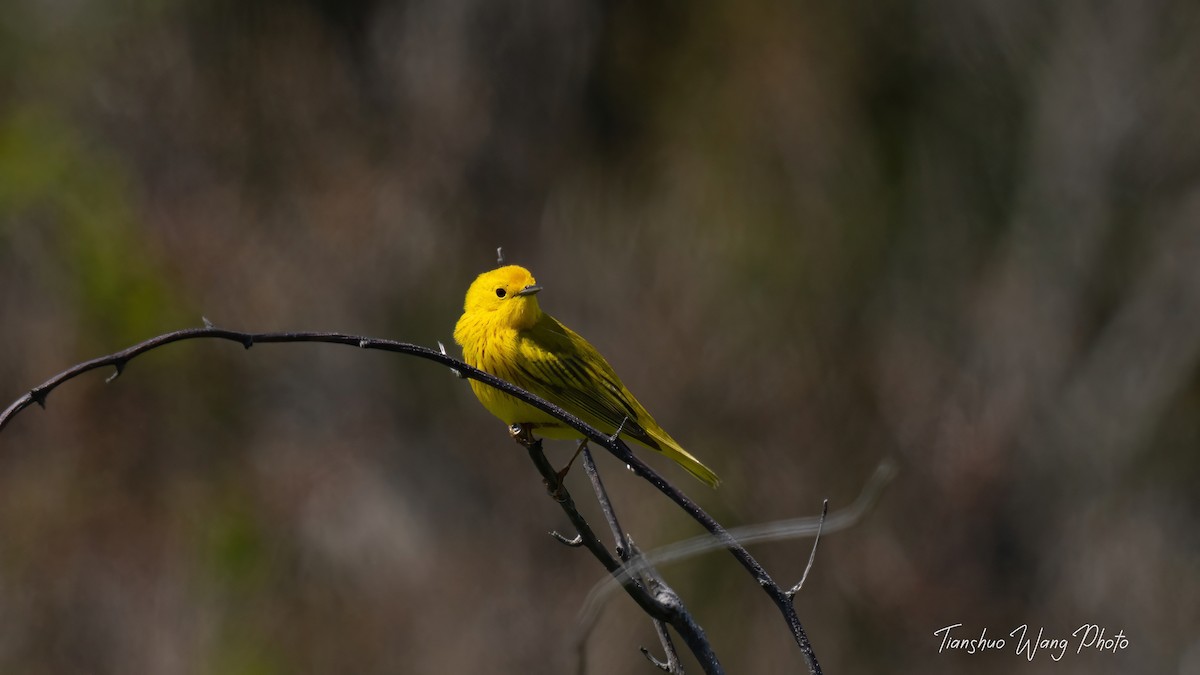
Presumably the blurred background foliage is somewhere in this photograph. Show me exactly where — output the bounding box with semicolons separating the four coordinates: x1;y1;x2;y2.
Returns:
2;1;1199;673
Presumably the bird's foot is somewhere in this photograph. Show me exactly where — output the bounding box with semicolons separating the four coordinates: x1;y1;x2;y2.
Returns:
508;423;535;447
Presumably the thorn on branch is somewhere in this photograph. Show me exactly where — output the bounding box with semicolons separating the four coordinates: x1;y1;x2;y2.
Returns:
610;416;629;444
546;481;569;503
359;339;369;348
438;341;464;378
201;316;214;328
549;531;584;547
105;360;125;383
30;388;47;409
496;246;505;264
241;335;254;349
639;647;672;672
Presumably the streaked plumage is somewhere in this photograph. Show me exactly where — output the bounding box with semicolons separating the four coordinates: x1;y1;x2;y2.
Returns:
453;265;719;487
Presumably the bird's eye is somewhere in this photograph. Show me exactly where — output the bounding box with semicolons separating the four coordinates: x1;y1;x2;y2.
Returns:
495;288;506;298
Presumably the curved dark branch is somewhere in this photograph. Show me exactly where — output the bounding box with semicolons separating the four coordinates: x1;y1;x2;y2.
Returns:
1;325;820;674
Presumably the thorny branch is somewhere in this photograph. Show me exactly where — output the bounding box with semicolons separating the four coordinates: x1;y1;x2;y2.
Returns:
1;325;824;674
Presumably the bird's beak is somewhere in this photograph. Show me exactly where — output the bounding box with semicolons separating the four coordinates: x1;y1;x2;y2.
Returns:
515;284;542;297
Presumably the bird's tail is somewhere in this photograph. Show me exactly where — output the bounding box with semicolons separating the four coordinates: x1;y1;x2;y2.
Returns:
648;430;721;488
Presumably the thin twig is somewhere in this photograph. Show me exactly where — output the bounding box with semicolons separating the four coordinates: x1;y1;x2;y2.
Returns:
581;445;628;559
643;612;685;673
641;645;672;672
787;499;829;600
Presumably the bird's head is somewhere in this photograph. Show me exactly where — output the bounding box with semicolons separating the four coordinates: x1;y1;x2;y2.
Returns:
462;265;544;329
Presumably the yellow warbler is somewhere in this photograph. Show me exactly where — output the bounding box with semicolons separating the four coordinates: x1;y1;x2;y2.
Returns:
453;265;720;487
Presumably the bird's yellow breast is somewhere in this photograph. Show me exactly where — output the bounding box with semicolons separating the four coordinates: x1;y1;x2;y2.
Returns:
454;314;562;429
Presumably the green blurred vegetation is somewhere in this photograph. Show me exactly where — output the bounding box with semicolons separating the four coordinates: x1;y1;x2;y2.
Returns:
0;107;185;345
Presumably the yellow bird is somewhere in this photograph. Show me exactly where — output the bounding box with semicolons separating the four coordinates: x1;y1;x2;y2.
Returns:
453;265;720;487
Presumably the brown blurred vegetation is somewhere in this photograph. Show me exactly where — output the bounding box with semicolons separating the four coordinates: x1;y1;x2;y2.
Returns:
2;1;1199;673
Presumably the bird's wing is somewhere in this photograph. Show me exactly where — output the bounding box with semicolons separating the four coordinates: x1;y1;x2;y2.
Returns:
511;315;659;448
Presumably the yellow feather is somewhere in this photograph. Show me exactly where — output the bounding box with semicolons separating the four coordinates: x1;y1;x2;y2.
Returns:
453;265;720;487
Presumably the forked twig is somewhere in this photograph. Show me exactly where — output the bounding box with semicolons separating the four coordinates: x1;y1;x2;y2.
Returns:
512;428;720;674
